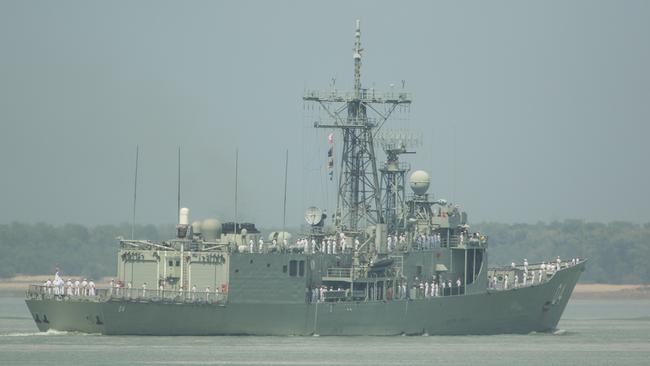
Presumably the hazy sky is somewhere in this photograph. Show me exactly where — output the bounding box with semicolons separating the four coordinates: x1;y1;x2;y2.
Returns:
1;0;648;228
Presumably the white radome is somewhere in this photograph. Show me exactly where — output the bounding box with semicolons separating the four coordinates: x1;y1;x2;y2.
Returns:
202;219;222;241
409;170;430;195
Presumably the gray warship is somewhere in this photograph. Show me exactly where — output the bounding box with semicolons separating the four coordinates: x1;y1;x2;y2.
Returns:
25;21;585;336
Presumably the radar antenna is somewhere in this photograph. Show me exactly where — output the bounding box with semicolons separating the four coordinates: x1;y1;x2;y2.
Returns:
376;130;420;234
304;20;411;238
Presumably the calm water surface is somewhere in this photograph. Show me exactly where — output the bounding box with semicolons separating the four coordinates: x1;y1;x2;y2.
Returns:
1;292;649;366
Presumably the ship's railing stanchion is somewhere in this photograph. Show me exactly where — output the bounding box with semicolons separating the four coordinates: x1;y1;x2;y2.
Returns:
488;259;579;291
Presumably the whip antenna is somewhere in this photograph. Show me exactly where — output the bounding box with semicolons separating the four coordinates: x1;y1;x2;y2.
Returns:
131;145;139;239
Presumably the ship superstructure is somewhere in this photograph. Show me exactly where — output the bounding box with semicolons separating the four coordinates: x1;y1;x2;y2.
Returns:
24;20;585;336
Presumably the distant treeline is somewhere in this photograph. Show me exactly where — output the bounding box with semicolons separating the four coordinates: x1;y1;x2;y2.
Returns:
474;220;650;284
0;223;172;280
1;220;649;284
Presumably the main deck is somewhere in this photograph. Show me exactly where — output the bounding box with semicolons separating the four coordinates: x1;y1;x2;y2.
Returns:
24;260;585;335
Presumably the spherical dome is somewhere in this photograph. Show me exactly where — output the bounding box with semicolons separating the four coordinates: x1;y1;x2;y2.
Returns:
409;170;430;195
202;218;222;241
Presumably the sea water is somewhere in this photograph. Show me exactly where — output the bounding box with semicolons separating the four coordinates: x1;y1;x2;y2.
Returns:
1;293;649;366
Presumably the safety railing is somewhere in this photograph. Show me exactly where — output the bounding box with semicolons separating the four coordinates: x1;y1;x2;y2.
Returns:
487;258;582;290
304;89;411;104
26;285;227;305
326;268;352;278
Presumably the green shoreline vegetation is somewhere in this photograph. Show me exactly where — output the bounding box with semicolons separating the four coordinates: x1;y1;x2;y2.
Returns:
1;220;649;284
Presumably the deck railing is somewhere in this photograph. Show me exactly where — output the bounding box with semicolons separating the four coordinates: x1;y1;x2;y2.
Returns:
326;268;352;278
488;258;582;290
25;285;227;304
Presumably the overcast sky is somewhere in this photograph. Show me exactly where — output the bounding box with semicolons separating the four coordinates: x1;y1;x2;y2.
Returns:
1;0;648;228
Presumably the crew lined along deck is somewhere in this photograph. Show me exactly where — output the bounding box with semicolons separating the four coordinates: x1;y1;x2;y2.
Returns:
25;285;228;304
242;231;487;255
488;258;583;290
27;257;582;307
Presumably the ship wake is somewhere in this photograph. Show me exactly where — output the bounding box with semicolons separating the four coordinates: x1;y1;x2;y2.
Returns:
0;329;99;337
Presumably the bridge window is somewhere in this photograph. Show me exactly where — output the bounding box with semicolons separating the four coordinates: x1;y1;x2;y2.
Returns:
282;265;287;273
299;260;305;277
168;260;173;267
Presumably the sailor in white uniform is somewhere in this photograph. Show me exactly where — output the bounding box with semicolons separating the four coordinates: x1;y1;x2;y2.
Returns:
258;239;264;253
88;280;95;296
74;279;80;296
81;279;88;296
513;274;518;288
523;258;529;274
249;239;254;253
141;282;147;297
45;279;52;295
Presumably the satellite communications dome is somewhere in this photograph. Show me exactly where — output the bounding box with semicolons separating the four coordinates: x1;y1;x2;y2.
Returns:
202;219;222;241
409;170;430;195
191;221;202;234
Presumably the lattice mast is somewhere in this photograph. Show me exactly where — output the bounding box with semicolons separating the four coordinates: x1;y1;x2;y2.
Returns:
303;20;411;237
378;131;419;234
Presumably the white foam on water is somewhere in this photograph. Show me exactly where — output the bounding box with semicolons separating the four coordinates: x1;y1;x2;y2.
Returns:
1;329;67;337
0;329;99;337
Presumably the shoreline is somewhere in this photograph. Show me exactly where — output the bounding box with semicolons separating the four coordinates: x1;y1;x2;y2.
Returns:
1;275;649;299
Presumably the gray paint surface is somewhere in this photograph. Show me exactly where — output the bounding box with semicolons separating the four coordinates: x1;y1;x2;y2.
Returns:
25;260;583;335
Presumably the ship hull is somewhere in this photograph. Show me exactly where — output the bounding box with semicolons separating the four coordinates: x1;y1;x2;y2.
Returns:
25;262;584;336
